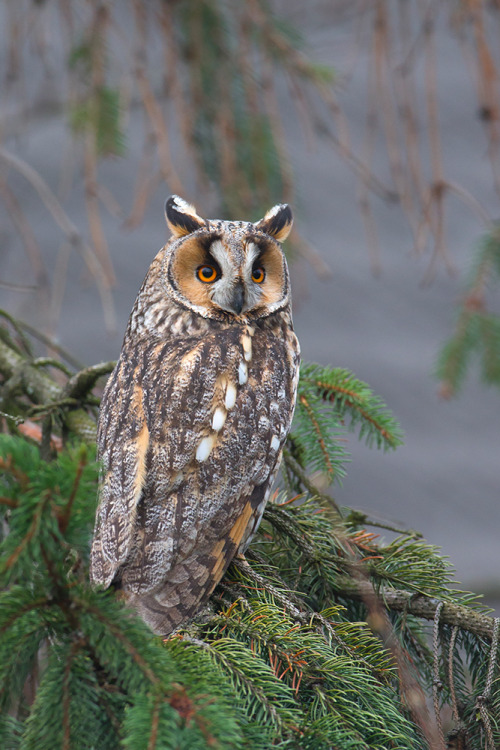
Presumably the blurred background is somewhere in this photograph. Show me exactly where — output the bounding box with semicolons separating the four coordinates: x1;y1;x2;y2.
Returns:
0;1;499;602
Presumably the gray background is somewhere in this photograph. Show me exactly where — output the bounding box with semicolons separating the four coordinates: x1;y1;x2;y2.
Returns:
0;3;498;602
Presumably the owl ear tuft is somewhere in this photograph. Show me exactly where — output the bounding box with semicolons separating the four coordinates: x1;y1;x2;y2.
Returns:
165;196;206;238
254;204;293;242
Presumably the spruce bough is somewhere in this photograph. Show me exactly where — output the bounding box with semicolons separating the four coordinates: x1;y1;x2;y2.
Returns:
0;317;498;749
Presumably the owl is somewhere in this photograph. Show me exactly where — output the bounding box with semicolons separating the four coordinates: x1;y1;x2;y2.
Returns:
90;196;300;635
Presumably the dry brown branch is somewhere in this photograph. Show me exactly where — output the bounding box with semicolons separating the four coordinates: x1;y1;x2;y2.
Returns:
132;0;183;198
158;4;193;161
261;58;295;205
289;228;332;280
47;242;71;343
374;3;406;205
83;131;116;286
352;567;442;749
0;147;116;333
6;318;84;371
124;133;159;229
0;178;49;294
358;55;382;276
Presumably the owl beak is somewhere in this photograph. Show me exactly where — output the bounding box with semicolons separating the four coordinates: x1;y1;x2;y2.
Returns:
229;282;245;315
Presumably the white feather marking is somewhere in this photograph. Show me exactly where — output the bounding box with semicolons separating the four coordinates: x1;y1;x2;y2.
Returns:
270;435;280;452
172;195;197;217
225;383;237;409
238;361;248;385
212;407;226;432
241;334;252;362
263;204;282;220
196;435;215;462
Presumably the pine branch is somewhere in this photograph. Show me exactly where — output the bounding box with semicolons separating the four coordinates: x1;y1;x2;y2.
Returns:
1;318;499;747
437;227;500;396
299;363;404;451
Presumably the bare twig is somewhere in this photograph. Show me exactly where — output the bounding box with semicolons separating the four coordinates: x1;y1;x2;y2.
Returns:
0;147;116;333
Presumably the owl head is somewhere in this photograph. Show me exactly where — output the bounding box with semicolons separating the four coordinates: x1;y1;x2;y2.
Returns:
161;195;293;320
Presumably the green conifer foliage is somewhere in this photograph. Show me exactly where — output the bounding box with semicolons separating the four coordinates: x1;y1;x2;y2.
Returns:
437;228;500;397
0;317;499;748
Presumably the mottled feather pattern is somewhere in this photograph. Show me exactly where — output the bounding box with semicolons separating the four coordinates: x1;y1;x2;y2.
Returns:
90;197;299;634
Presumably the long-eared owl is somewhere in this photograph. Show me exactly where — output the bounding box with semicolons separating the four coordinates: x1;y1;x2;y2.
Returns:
90;196;300;635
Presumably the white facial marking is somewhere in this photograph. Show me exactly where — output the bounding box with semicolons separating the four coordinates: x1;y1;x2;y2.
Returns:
196;435;215;462
270;435;280;452
225;382;237;409
209;240;233;277
212;407;226;432
238;361;248;385
246;242;260;267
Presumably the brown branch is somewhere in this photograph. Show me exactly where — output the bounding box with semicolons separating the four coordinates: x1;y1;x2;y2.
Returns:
423;12;455;279
10;318;85;370
352;566;442;749
0;147;116;333
0;496;18;508
130;0;183;199
124;135;160;230
334;575;497;641
83;131;115;286
3;491;50;571
0;178;50;294
0;456;29;489
147;693;162;750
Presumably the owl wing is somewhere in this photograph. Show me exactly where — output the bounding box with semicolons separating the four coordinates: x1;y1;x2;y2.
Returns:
90;351;154;588
90;331;213;587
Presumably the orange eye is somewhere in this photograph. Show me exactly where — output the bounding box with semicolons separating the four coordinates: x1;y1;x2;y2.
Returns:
197;264;218;283
251;267;265;283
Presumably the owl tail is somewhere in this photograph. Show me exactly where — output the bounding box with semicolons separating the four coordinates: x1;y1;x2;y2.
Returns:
122;497;263;635
123;544;236;636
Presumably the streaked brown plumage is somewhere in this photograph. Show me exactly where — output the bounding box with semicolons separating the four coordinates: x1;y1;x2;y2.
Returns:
90;196;300;635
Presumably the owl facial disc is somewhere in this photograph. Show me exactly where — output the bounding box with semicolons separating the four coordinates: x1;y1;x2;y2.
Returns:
164;196;293;319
